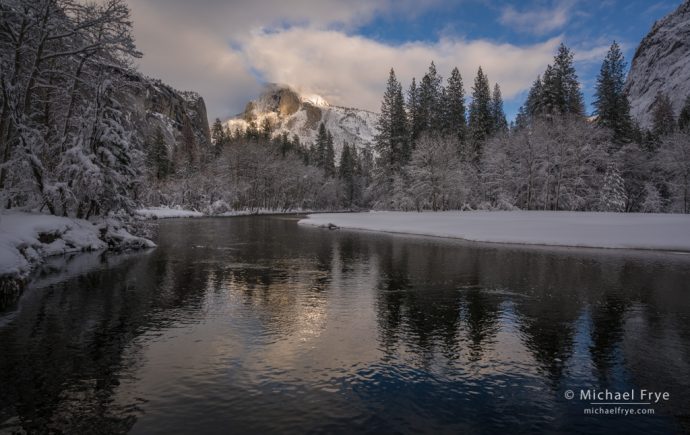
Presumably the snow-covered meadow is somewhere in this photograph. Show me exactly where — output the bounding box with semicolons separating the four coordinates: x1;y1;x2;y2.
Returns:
299;211;690;251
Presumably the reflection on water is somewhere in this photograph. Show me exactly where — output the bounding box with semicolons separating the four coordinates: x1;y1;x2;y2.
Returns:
1;216;690;434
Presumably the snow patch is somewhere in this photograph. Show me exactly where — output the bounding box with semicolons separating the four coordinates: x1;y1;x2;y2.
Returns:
300;93;329;107
0;211;154;282
299;211;690;252
135;207;204;219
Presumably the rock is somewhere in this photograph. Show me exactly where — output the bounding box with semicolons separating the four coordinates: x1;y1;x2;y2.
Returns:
118;72;212;160
625;0;690;129
226;84;378;162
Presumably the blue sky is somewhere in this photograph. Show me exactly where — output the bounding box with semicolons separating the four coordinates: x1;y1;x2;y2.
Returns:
354;0;679;119
130;0;681;121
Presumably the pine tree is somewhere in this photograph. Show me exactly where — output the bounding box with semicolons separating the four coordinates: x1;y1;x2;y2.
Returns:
181;116;198;166
678;96;690;132
211;118;227;155
339;143;356;206
280;132;293;156
490;83;508;133
516;76;544;128
375;68;409;172
468;66;493;160
418;61;443;133
245;120;259;141
315;122;329;169
325;131;336;177
652;94;676;137
542;44;585;117
442;67;467;143
599;163;627;212
147;126;170;180
593;41;633;143
61;80;140;218
260;117;272;140
407;78;423;143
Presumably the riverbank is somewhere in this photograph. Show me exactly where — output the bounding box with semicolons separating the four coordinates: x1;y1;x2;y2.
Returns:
299;211;690;252
0;211;155;293
135;206;341;220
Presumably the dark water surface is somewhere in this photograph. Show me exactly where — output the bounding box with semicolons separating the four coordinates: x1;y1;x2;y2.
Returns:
1;216;690;434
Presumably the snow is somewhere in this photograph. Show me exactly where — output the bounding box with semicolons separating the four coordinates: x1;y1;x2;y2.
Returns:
299;211;690;252
135;207;204;219
224;85;377;162
0;211;154;282
301;93;329;107
136;206;314;219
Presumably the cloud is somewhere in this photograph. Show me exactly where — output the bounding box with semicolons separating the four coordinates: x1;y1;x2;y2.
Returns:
129;0;435;118
243;28;561;112
499;1;573;35
128;0;564;118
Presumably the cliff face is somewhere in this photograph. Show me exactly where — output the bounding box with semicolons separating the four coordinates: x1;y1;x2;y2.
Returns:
226;84;378;160
625;0;690;128
120;74;211;155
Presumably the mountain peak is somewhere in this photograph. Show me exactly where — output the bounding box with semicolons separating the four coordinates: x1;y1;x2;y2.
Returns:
226;85;377;160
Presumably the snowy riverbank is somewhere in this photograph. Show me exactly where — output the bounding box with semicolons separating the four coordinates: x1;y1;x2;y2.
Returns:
299;211;690;252
0;212;155;290
135;206;317;220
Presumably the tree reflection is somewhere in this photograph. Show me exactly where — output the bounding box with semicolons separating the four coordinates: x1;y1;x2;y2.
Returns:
2;217;690;433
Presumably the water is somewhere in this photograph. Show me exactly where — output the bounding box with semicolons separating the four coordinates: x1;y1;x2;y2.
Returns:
1;216;689;434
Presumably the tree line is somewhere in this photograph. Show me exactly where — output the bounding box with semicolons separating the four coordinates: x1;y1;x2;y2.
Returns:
154;41;689;214
368;42;690;213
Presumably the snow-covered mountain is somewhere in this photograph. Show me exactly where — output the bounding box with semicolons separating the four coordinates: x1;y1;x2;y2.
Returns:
625;0;690;129
225;84;378;157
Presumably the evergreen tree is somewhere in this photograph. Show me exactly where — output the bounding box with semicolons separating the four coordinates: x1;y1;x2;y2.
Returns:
490;83;508;133
593;41;633;143
516;76;544;128
62;80;140;217
260;118;272;141
278;132;292;157
468;66;493;159
652;93;676;137
418;62;443;133
599;163;627;212
678;96;690;132
325;131;336;177
147;126;170;180
245;120;259;141
527;76;545;116
542;44;585;116
407;78;423;143
181;117;198;166
442;67;467;143
211;118;228;155
339;143;356;206
375;68;409;172
315;122;329;169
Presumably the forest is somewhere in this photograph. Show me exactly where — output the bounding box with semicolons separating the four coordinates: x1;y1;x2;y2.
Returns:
2;0;689;219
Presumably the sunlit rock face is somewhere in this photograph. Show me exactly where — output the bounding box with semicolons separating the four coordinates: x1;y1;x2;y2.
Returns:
625;0;690;128
226;84;378;159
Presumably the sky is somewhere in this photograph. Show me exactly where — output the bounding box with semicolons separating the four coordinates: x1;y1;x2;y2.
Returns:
128;0;681;122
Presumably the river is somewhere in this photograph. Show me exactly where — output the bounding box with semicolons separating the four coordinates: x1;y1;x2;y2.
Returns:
1;216;689;434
